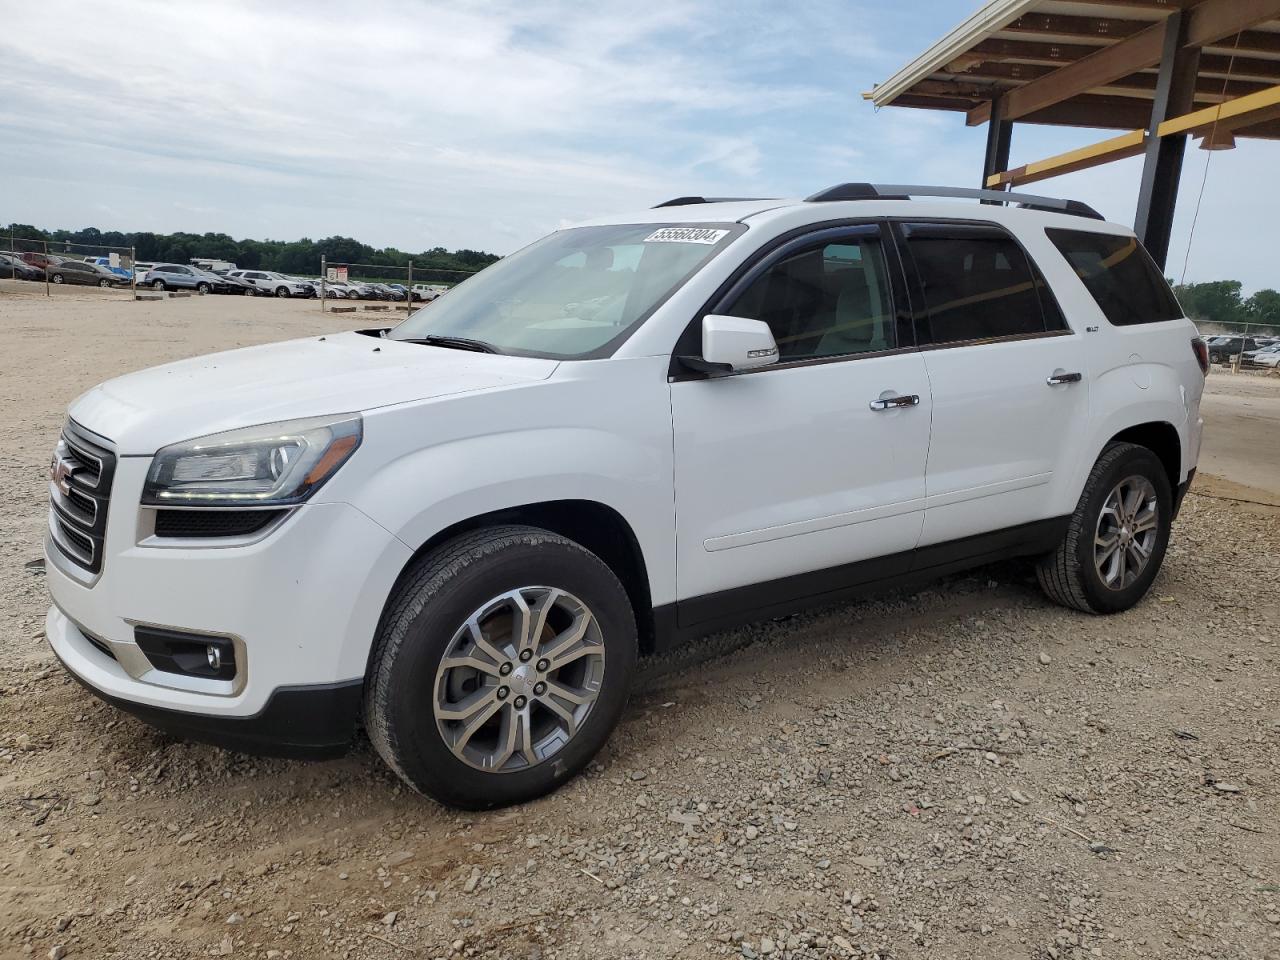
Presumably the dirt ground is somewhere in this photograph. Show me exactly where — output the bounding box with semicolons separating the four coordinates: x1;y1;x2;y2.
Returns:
1;290;1278;960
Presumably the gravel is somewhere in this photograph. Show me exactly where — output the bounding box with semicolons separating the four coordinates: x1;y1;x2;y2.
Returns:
1;294;1277;958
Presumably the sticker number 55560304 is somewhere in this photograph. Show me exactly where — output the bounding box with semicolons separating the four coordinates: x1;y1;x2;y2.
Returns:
644;227;729;245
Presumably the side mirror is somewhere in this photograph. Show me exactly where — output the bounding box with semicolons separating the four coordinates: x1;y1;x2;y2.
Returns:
683;314;778;374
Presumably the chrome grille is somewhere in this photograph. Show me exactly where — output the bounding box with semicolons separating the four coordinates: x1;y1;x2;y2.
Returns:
49;421;116;574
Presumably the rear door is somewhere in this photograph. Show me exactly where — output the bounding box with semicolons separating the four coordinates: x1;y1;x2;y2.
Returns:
670;224;932;625
896;221;1092;548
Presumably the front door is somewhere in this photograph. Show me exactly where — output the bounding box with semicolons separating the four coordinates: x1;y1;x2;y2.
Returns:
670;225;932;627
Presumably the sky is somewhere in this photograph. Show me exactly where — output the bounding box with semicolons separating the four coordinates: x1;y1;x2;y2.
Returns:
1;0;1275;291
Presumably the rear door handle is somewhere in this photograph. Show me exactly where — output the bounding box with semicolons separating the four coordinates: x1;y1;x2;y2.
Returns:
869;394;921;411
1046;371;1083;386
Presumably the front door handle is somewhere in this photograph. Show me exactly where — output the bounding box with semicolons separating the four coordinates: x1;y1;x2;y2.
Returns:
869;394;921;411
1046;371;1083;386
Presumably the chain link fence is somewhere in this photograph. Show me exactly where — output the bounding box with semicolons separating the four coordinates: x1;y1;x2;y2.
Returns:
1;232;139;297
1192;320;1280;373
317;258;478;315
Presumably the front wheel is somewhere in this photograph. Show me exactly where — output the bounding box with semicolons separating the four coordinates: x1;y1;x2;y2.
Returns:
365;525;637;809
242;287;256;296
1037;442;1172;614
98;279;112;288
274;286;290;298
196;282;211;294
151;279;166;291
51;273;65;284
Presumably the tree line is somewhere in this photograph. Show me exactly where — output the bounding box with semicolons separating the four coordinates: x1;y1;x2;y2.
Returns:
4;222;500;277
1172;280;1280;331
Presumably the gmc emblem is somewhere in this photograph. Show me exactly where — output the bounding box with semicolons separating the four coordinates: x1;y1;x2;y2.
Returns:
50;454;74;496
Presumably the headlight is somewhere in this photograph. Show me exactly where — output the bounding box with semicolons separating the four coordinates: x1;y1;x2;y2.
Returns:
142;414;362;507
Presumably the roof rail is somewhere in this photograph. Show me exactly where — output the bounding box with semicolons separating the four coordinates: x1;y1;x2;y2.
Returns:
652;196;772;208
805;183;1104;221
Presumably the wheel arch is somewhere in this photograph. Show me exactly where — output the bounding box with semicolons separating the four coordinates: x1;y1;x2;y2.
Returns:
1106;421;1181;493
381;499;657;657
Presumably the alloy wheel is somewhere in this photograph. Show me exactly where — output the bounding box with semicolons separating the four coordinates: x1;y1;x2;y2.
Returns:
1094;475;1159;590
433;587;606;773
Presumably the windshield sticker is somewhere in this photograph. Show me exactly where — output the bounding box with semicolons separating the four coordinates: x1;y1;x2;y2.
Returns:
644;227;729;245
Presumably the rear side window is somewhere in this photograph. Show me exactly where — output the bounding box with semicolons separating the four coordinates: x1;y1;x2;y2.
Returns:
1046;228;1182;326
903;225;1049;345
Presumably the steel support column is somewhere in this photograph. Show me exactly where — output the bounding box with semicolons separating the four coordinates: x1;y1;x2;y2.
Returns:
981;95;1013;192
1134;10;1201;268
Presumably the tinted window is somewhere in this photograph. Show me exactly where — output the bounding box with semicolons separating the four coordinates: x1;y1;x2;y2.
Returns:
905;227;1046;344
1046;228;1182;326
723;233;894;360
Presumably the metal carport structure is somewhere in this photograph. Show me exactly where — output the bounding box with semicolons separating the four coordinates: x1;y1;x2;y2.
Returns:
864;0;1280;267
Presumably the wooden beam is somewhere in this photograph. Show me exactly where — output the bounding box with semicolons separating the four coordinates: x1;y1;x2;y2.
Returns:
1185;1;1280;49
969;24;1165;124
986;129;1147;188
1003;14;1149;43
1156;82;1280;136
963;40;1280;85
975;0;1280;125
1065;0;1193;9
955;60;1273;101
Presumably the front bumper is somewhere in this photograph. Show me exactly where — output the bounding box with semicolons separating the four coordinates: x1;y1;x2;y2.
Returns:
45;453;413;748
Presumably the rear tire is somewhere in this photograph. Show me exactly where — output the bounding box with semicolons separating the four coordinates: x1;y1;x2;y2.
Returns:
1037;442;1172;614
365;525;637;809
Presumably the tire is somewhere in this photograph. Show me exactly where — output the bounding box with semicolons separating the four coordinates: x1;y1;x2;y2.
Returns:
1037;442;1172;614
365;525;637;809
274;286;290;298
152;280;166;291
98;279;112;288
196;282;211;295
243;287;256;296
51;273;64;284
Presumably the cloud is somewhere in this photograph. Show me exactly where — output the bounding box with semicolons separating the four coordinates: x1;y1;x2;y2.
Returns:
0;0;1274;292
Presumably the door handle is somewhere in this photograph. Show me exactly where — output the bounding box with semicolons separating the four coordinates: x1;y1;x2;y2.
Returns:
1046;371;1083;386
869;394;921;411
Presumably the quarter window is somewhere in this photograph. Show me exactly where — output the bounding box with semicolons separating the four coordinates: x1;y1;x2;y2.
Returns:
722;233;894;360
1046;228;1182;326
904;226;1047;344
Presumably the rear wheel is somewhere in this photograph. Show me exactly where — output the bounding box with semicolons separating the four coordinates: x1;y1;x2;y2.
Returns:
1037;442;1172;614
365;525;637;809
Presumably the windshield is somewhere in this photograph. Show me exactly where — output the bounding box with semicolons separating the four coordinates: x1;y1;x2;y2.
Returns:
389;222;742;358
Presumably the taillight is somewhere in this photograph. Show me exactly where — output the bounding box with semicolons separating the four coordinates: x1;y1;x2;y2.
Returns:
1191;338;1210;376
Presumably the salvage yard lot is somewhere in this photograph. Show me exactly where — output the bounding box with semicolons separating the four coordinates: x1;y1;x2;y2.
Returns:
1;292;1277;959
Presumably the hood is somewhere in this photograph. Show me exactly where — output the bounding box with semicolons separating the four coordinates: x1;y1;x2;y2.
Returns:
69;331;559;454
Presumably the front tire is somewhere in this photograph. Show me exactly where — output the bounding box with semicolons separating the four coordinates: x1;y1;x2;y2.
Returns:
274;286;290;298
365;525;637;809
51;273;65;284
152;279;166;291
1037;442;1172;614
98;279;112;288
196;282;211;294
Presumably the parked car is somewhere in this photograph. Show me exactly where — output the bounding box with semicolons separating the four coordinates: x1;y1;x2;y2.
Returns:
146;263;227;294
411;283;448;302
0;252;44;280
47;259;131;288
371;282;405;301
83;256;133;280
1206;336;1261;362
20;251;66;270
134;262;157;285
225;270;312;297
42;183;1205;810
1244;343;1280;367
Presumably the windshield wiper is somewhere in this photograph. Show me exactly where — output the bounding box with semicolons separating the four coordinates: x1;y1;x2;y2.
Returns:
400;335;503;354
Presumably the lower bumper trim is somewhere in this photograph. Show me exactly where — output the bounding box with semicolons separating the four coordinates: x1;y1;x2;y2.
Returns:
55;646;363;759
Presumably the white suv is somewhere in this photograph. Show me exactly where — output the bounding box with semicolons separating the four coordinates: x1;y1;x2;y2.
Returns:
226;269;311;297
44;184;1206;809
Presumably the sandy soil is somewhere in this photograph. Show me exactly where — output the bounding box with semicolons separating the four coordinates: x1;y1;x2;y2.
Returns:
1;292;1277;960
